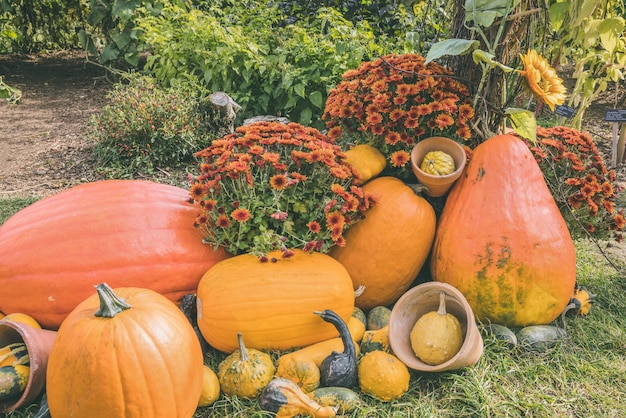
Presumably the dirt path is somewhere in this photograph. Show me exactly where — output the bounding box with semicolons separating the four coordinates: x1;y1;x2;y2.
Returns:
0;51;109;198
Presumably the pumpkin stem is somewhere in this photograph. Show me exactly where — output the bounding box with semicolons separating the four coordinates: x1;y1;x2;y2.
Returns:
236;332;250;362
407;183;429;196
436;291;448;316
94;283;131;318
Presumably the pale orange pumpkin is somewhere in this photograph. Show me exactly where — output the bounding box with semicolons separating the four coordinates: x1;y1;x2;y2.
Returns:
0;180;229;329
430;134;576;327
196;250;355;353
330;177;436;310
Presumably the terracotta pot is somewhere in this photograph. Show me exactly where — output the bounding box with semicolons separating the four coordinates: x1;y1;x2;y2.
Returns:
0;320;57;412
410;136;467;197
388;281;483;372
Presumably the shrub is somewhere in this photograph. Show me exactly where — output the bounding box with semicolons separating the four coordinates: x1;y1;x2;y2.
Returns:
136;4;387;128
92;75;215;177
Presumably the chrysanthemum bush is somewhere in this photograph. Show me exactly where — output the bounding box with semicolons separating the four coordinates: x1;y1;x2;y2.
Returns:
322;53;475;179
524;126;625;242
188;121;377;258
92;75;214;177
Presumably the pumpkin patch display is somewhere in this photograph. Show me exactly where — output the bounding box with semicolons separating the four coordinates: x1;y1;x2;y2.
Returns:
330;176;436;310
0;180;229;329
196;250;355;353
430;134;577;327
46;283;204;418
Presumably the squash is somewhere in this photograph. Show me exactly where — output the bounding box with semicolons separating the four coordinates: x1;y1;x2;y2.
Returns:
218;332;275;398
46;283;204;418
343;144;387;185
330;177;436;310
308;387;362;414
276;357;320;393
197;250;355;353
0;342;28;367
357;351;410;402
0;180;229;329
563;284;595;317
259;377;337;418
409;291;463;365
430;134;577;327
0;313;41;330
0;365;29;401
366;306;391;330
516;325;567;352
314;310;358;388
420;150;456;176
198;365;220;407
483;323;518;348
276;311;365;370
360;325;390;354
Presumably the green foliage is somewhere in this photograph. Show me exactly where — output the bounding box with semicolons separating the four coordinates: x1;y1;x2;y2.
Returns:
0;0;84;53
91;74;215;178
549;0;626;129
0;197;38;224
136;3;387;127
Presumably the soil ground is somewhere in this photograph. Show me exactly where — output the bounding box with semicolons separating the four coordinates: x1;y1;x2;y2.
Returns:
0;50;625;196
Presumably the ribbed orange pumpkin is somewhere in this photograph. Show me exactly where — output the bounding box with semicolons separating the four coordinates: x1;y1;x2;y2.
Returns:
0;180;229;329
46;284;204;418
430;134;576;327
196;250;355;353
330;176;436;310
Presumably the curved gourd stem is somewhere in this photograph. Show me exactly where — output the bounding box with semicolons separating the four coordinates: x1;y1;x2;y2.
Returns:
236;332;250;362
94;283;131;318
314;310;355;358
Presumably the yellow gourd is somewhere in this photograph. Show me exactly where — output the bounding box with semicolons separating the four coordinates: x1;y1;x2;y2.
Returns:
218;332;275;398
343;144;387;184
409;292;463;365
420;150;456;175
198;365;220;407
1;313;41;329
360;325;390;353
357;351;410;402
275;357;321;393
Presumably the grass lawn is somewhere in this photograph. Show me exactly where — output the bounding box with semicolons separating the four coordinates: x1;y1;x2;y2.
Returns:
1;197;625;418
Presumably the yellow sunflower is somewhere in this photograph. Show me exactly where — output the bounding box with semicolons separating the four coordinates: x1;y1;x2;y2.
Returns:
519;50;566;111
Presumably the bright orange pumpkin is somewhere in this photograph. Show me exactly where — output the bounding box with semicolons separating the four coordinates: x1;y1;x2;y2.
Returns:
430;134;576;327
0;180;229;329
196;250;355;353
46;283;204;418
330;176;436;310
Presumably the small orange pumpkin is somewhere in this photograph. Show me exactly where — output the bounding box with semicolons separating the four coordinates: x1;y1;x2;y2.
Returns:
196;250;355;353
46;283;204;418
330;177;436;310
430;134;576;327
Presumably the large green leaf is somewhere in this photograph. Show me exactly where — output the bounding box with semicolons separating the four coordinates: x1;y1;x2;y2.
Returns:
548;1;570;32
598;17;625;54
425;39;479;64
505;108;536;142
465;0;519;28
472;50;515;72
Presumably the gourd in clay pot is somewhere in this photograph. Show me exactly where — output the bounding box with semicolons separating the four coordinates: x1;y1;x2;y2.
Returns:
430;134;576;327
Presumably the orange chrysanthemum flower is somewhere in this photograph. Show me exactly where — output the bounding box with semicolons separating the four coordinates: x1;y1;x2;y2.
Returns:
269;174;289;190
390;150;410;167
231;208;251;222
519;50;567;111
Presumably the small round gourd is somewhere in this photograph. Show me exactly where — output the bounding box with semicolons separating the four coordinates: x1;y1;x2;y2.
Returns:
357;351;410;402
275;357;320;393
343;144;387;184
218;333;275;399
409;291;463;365
198;365;220;407
420;150;456;175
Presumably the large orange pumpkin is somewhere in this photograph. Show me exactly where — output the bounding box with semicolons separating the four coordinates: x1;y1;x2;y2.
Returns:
46;283;204;418
196;250;355;353
0;180;229;329
330;176;436;310
430;134;576;327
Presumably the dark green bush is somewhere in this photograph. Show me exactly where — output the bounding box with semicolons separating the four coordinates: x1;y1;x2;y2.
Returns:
92;74;215;178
